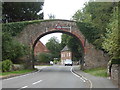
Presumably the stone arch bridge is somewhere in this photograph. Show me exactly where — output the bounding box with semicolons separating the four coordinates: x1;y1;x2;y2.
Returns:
15;19;109;69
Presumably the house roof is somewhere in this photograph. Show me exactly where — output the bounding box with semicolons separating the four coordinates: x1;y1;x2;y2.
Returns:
61;46;70;52
34;41;50;56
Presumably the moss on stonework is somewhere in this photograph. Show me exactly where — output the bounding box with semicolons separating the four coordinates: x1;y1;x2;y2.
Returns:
2;19;75;37
2;20;42;36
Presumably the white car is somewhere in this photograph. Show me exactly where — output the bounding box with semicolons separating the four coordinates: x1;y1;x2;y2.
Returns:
64;59;73;66
50;61;53;65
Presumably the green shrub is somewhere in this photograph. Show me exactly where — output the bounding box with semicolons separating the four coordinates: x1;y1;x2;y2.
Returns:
37;53;52;63
2;60;13;72
111;57;120;64
0;62;2;71
2;32;29;63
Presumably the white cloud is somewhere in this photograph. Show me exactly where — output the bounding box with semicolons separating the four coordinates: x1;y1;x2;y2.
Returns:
40;33;62;45
40;0;88;45
43;0;89;19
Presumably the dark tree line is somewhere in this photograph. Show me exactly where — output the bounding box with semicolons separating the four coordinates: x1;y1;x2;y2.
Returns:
2;2;44;23
72;1;120;60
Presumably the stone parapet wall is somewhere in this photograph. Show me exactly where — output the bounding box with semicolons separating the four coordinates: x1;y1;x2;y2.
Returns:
111;64;120;88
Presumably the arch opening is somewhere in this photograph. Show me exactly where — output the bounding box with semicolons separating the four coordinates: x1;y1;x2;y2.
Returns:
33;30;85;52
32;29;85;67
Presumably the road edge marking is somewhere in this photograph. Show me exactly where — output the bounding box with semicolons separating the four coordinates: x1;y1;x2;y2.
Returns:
17;85;28;90
21;85;28;88
3;66;48;81
70;67;86;82
70;67;93;88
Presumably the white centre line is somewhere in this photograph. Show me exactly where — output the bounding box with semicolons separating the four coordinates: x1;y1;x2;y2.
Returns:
32;80;42;85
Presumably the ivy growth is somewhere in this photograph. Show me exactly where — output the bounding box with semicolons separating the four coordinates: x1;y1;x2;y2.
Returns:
76;22;101;49
2;20;42;36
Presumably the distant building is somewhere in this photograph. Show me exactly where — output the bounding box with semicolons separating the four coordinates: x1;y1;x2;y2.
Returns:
34;41;49;56
61;46;72;64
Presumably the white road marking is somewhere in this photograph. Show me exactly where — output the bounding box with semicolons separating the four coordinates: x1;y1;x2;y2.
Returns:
70;67;86;82
70;68;80;78
21;85;28;88
17;80;43;90
3;66;47;81
32;80;42;85
70;67;93;88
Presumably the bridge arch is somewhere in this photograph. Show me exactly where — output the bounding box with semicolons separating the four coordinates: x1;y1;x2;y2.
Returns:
16;19;109;69
33;29;85;53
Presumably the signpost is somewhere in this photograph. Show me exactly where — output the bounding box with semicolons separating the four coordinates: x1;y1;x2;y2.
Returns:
55;24;71;30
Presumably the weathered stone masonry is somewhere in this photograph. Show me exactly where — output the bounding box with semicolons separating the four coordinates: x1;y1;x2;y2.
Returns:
15;19;109;69
111;64;120;88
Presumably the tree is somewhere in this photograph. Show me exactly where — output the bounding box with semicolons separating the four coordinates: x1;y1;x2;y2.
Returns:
2;2;44;23
102;7;120;58
61;34;83;61
37;53;52;63
46;37;61;59
2;32;28;63
48;14;55;19
72;2;117;49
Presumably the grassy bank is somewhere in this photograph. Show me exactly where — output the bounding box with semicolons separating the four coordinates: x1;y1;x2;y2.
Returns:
83;67;108;77
0;69;35;76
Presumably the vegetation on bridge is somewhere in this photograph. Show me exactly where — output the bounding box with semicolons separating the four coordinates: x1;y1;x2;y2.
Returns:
1;2;45;73
2;2;120;72
73;2;120;64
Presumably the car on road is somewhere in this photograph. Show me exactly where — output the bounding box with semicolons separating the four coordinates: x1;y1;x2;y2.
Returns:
64;59;73;66
50;61;53;65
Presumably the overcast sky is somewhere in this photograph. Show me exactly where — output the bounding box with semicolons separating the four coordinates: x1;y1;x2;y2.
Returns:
40;0;89;45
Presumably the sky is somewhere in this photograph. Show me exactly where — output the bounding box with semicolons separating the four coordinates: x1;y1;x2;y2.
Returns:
40;0;89;45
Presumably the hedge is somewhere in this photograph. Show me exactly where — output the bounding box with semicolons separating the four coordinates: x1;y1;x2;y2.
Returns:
2;20;42;36
2;19;66;36
111;58;120;64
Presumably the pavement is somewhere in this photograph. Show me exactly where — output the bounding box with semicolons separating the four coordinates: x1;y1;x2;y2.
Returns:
73;66;118;88
1;65;118;89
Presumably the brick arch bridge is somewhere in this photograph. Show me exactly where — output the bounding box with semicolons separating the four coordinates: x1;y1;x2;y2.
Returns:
16;19;109;69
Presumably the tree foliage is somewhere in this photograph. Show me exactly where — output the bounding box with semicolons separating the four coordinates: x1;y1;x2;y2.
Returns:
48;14;56;19
72;1;119;63
46;37;61;59
102;7;120;58
2;2;44;23
37;53;52;63
73;2;117;49
2;32;29;63
61;34;83;61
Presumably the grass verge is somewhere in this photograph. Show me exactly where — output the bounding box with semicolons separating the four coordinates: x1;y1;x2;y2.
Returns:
35;65;51;66
0;69;35;76
83;67;108;77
